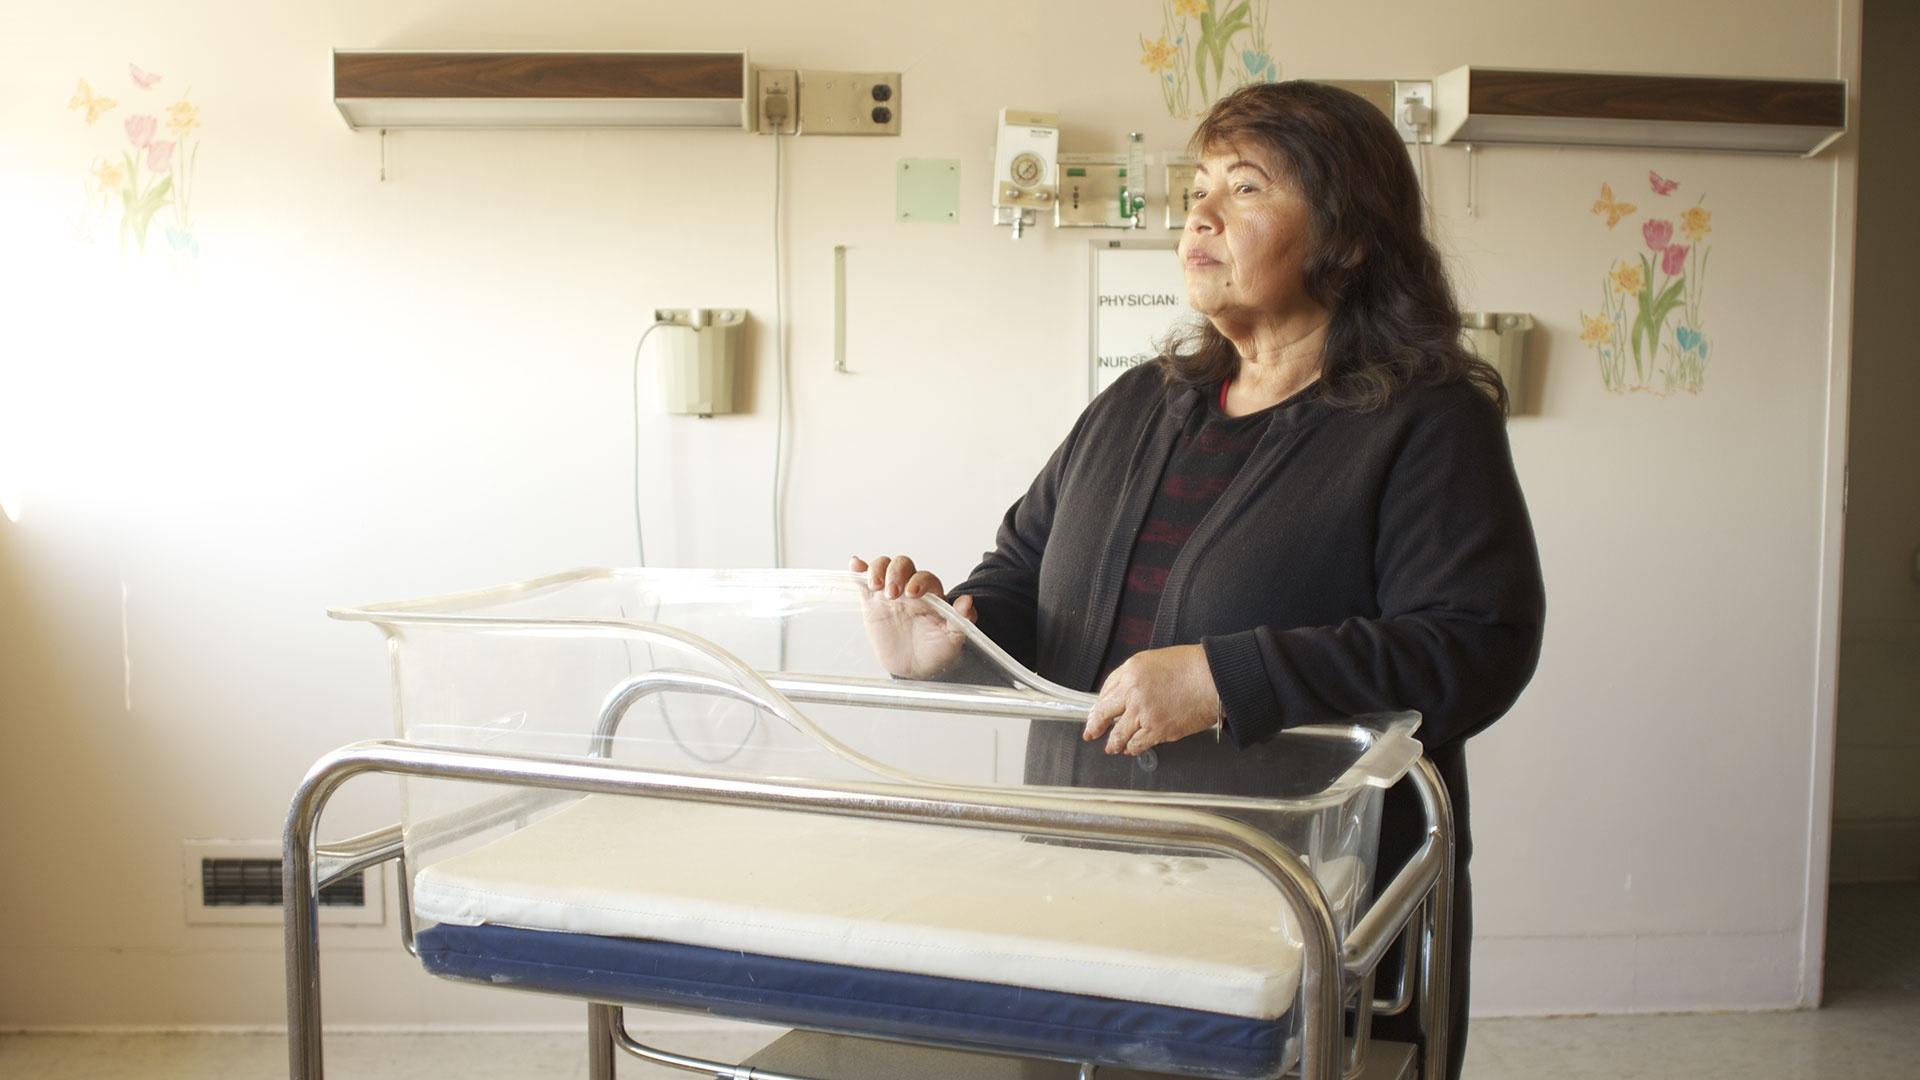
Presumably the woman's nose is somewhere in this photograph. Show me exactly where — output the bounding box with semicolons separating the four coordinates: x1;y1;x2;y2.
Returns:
1185;194;1219;233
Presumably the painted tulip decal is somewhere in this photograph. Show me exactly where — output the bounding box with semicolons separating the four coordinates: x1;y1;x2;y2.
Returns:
1580;178;1716;394
124;113;157;148
1675;326;1708;359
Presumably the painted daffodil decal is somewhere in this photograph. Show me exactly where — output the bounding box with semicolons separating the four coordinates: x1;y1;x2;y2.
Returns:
1141;0;1276;119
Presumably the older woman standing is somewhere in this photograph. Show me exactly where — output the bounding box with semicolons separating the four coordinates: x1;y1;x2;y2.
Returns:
856;80;1543;1079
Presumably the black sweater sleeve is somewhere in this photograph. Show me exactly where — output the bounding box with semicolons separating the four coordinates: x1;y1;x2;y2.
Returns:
1202;391;1546;751
949;405;1097;670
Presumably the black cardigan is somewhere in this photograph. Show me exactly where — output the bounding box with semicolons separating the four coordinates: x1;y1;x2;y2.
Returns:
951;362;1546;858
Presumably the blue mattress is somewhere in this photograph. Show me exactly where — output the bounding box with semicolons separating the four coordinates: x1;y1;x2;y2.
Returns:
417;922;1291;1077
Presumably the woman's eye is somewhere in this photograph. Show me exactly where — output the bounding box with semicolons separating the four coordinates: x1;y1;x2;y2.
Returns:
1192;189;1209;201
1235;183;1256;194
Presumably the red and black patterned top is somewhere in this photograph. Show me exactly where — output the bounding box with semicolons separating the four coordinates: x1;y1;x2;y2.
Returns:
1095;381;1268;683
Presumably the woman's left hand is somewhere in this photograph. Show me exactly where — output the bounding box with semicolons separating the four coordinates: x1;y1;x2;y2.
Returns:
1083;645;1223;755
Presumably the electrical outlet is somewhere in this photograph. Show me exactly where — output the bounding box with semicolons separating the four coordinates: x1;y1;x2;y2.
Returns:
1394;80;1434;144
795;70;901;136
756;69;797;135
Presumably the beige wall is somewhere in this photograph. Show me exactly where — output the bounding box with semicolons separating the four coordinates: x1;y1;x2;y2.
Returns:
0;0;1855;1026
1831;0;1920;883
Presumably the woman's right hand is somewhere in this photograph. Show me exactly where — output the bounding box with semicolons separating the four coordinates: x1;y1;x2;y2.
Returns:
850;555;978;679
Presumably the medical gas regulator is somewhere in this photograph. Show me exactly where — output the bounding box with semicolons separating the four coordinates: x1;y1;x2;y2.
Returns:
992;113;1177;240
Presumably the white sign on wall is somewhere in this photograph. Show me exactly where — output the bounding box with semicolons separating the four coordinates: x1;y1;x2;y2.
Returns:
1089;240;1193;399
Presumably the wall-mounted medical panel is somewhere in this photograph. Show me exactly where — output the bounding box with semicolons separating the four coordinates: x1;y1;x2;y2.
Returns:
992;108;1059;239
1163;156;1196;230
1433;66;1846;156
332;50;750;130
1055;155;1130;228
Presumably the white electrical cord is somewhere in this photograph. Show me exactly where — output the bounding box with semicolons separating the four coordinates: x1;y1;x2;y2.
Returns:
630;123;788;572
608;120;786;757
770;129;789;569
614;595;761;766
1401;95;1435;217
630;319;669;568
1418;138;1435;220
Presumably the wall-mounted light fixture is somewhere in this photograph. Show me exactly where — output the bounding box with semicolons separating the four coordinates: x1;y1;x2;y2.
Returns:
332;50;751;130
1433;67;1846;156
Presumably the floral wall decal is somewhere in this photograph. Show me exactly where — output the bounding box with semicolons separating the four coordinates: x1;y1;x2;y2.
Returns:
1580;170;1714;395
70;63;201;257
1140;0;1276;119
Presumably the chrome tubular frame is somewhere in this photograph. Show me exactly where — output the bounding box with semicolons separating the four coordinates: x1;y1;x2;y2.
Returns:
1371;919;1421;1017
288;680;1452;1080
600;1002;811;1080
312;823;401;889
1342;809;1450;1018
1414;754;1456;1080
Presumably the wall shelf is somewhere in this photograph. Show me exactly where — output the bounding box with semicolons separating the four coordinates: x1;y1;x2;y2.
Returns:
332;50;749;130
1433;66;1846;156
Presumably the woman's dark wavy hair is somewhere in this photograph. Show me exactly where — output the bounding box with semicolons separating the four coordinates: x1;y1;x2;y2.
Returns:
1160;80;1506;412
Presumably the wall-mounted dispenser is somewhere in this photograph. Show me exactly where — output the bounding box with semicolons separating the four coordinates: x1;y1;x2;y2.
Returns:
1460;312;1533;410
653;308;745;417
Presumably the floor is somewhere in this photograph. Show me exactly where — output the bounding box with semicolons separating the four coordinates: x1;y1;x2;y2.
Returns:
4;883;1914;1079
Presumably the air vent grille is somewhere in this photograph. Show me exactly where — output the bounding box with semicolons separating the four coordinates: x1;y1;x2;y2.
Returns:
182;840;385;926
200;857;366;908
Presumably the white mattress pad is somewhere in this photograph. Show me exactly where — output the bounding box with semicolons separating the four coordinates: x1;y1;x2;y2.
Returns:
411;794;1359;1020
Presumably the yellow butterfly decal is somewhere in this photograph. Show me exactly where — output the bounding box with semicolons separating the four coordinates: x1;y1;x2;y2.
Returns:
1591;182;1636;229
68;78;117;125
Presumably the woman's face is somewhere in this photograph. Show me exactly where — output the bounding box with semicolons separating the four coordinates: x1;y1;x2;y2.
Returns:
1177;142;1323;329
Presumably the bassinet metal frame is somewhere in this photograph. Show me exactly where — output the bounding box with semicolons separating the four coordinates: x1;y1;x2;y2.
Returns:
284;675;1453;1080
